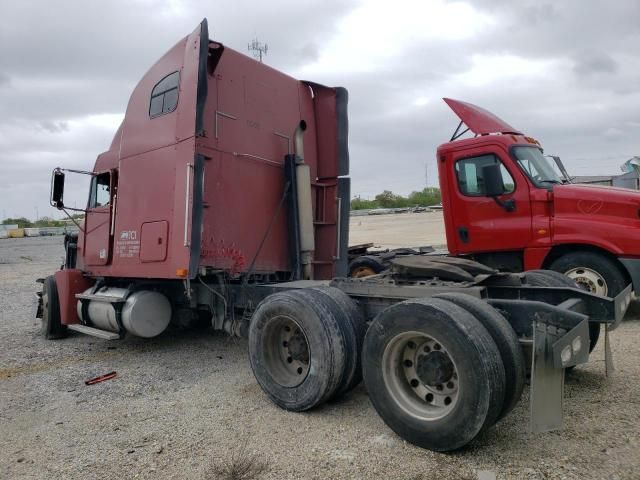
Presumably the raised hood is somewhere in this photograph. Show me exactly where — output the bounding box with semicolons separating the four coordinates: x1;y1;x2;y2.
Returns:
443;98;522;135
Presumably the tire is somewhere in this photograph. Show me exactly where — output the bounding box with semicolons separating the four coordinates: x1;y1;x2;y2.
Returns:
526;269;601;353
41;276;67;340
248;289;346;411
362;297;505;452
348;255;385;278
525;269;578;288
310;287;367;398
548;252;627;298
434;293;525;422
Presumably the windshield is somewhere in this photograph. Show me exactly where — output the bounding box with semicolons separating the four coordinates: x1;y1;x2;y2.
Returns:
513;146;562;186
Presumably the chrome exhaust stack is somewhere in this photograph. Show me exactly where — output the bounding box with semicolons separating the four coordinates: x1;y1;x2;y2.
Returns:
293;120;315;280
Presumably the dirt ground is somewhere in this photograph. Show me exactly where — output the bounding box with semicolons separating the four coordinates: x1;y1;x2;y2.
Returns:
349;211;448;250
1;217;639;479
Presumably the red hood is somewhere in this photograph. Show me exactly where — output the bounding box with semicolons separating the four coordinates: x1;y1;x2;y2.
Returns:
443;98;522;135
551;183;640;255
553;183;640;221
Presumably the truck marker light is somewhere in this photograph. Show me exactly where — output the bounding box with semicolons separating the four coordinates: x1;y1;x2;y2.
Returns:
176;268;188;278
561;345;572;366
537;229;547;235
572;336;582;355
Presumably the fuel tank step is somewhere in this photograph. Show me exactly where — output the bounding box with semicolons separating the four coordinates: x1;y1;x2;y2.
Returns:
68;324;120;340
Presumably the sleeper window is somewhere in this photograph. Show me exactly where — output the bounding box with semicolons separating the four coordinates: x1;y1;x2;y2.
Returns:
149;71;180;118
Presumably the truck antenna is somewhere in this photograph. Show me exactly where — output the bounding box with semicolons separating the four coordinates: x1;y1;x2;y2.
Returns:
248;38;268;63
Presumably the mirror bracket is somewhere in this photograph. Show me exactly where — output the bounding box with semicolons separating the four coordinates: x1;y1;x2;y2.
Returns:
492;196;516;212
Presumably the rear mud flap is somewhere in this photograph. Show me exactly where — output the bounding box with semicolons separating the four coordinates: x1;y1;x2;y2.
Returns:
530;318;589;433
597;284;630;376
605;325;615;376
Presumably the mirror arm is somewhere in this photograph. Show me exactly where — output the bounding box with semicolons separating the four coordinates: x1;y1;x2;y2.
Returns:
60;207;86;233
491;196;516;212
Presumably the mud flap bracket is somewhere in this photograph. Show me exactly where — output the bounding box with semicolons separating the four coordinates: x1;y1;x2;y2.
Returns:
530;317;589;433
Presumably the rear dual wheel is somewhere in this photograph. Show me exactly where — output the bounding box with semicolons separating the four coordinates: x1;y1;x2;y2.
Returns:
248;288;365;412
363;297;507;452
434;293;525;421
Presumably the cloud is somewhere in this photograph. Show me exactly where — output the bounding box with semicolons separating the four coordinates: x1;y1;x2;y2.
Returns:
0;0;639;220
38;121;70;134
573;51;619;76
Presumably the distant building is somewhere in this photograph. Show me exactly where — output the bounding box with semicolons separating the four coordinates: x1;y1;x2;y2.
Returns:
573;156;640;190
572;175;614;186
613;169;640;190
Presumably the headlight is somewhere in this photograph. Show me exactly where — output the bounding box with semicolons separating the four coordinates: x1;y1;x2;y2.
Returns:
572;336;582;354
561;345;572;365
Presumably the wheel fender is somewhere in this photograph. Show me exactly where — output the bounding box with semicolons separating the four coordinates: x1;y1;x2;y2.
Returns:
54;269;94;325
618;257;640;293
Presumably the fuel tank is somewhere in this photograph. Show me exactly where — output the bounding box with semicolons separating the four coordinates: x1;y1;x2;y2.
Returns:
77;287;171;338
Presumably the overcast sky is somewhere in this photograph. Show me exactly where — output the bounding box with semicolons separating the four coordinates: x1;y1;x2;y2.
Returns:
1;0;639;219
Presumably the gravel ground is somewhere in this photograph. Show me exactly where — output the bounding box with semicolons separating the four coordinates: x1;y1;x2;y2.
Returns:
349;211;448;250
1;235;639;480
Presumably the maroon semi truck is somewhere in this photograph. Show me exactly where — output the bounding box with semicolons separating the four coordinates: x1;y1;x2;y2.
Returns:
37;20;631;452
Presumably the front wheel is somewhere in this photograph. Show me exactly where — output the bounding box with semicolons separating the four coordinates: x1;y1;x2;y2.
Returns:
41;276;67;340
548;252;627;298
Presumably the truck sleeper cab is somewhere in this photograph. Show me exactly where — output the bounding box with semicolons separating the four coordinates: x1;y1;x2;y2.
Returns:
36;20;631;453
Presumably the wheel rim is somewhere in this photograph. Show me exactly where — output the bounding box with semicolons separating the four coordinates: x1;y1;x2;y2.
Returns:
352;266;376;278
382;331;460;420
261;315;310;388
564;267;608;296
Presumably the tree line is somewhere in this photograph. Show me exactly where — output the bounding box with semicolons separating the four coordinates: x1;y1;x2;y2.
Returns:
2;214;84;229
351;187;441;210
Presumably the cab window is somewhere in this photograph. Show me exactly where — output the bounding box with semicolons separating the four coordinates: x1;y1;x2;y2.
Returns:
149;71;180;118
455;154;515;196
89;173;111;208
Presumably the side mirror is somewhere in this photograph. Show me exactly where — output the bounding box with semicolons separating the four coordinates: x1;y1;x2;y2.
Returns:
482;163;506;197
51;169;65;209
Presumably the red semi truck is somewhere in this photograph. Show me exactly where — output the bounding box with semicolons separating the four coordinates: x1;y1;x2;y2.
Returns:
438;98;639;301
352;99;640;352
36;20;631;452
356;99;640;303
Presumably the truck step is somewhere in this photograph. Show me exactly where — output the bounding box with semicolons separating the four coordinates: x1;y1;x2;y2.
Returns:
68;324;120;340
76;293;125;303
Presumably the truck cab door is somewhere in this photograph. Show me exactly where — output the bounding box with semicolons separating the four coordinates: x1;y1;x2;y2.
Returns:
446;146;532;255
84;171;117;266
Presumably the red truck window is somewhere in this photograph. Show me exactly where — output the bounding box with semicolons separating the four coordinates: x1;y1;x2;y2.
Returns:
455;155;515;196
149;71;180;118
88;173;111;208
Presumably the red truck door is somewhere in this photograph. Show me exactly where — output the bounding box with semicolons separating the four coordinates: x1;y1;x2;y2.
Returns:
445;145;533;254
84;171;117;266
